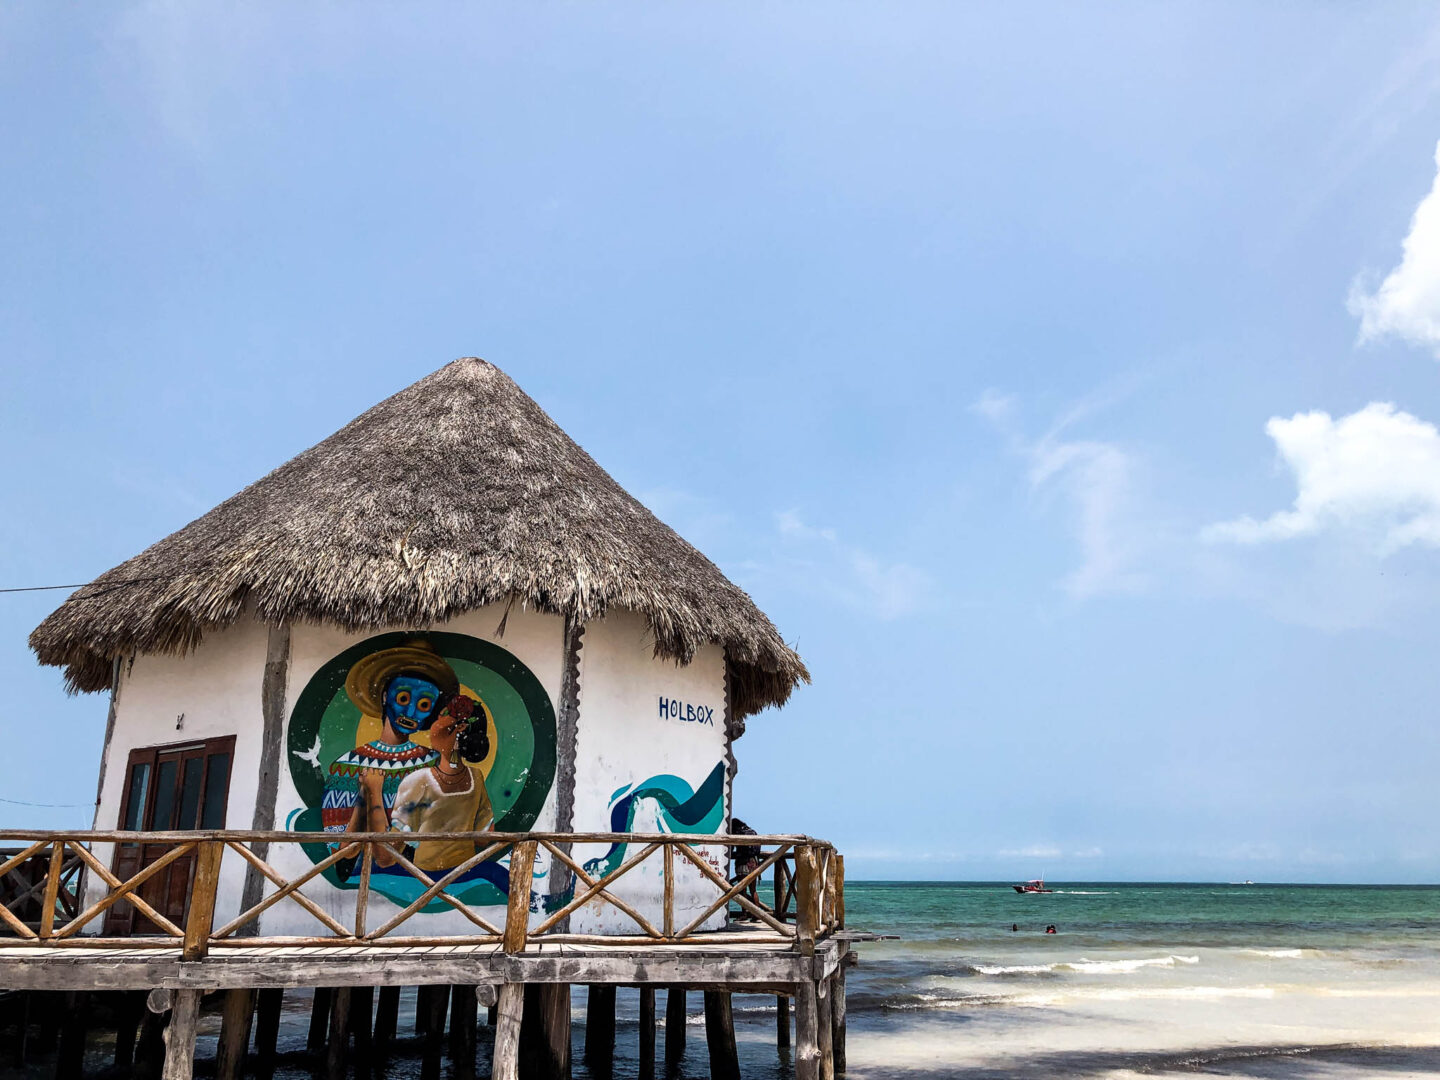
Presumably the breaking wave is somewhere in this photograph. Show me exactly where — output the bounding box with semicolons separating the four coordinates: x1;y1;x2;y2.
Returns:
967;954;1199;976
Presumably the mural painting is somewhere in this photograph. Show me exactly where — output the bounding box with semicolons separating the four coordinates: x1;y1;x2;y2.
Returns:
584;761;727;878
286;632;556;910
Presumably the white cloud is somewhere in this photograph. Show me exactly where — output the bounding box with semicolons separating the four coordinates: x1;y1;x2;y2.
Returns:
1030;434;1145;599
774;511;932;619
638;489;932;621
1203;402;1440;553
974;390;1147;599
1349;140;1440;355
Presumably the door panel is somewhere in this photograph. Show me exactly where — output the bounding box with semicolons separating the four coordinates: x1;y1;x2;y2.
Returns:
106;735;234;936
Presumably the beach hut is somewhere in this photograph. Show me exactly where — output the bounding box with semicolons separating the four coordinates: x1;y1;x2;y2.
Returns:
28;357;808;940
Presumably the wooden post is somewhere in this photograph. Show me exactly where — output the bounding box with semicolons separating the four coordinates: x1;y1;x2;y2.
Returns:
584;985;615;1073
350;986;373;1062
521;984;571;1080
664;987;686;1067
663;843;675;938
776;994;791;1049
216;988;256;1080
54;991;89;1080
795;846;820;956
638;987;656;1080
504;841;537;954
794;981;820;1080
326;987;351;1080
450;985;476;1080
420;984;450;1080
253;989;284;1080
831;963;847;1075
182;841;223;961
373;987;400;1057
35;991;61;1053
40;842;65;940
135;1006;168;1080
161;990;202;1080
307;988;332;1054
12;990;32;1066
415;985;435;1035
703;991;740;1080
490;984;524;1080
834;855;845;930
114;991;145;1069
817;978;834;1080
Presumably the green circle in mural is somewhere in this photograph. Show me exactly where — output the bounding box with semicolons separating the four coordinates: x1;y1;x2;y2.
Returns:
285;631;556;910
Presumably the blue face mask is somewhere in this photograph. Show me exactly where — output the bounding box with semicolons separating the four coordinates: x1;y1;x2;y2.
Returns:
384;675;442;735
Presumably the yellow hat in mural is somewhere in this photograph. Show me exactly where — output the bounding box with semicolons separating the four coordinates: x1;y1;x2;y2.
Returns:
344;638;460;718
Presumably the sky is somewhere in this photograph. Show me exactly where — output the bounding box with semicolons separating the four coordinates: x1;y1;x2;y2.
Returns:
5;3;1440;883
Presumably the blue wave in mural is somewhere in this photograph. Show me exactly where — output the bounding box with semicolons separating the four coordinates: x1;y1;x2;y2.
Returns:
583;761;727;879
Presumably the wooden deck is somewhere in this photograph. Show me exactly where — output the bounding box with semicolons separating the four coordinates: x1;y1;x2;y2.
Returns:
0;930;852;992
0;830;854;1080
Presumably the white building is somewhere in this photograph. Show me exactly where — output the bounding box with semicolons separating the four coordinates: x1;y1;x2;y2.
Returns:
30;358;807;939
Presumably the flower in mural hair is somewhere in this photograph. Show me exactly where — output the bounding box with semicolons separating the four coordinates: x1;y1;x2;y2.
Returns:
447;694;476;721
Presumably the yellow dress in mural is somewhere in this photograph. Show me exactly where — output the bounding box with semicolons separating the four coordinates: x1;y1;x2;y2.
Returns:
391;762;495;871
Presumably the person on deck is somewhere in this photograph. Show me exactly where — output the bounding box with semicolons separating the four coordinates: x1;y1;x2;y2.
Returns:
730;817;762;912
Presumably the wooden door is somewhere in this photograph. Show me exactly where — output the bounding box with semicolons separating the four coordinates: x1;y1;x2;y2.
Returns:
106;735;234;935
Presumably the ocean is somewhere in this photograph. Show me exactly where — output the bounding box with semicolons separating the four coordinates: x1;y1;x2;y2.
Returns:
833;881;1440;1078
14;882;1439;1079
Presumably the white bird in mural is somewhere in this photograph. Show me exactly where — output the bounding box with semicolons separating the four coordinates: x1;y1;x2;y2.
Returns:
293;735;323;770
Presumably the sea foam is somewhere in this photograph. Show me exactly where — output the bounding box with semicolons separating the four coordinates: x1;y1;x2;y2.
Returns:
969;954;1199;976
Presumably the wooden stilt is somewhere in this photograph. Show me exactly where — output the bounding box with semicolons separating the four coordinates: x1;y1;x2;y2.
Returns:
487;1005;498;1028
450;986;477;1080
114;992;146;1070
817;978;834;1080
326;987;352;1080
372;987;400;1057
216;988;256;1080
307;988;332;1055
253;989;284;1080
161;990;202;1080
414;986;434;1035
350;986;373;1062
12;989;33;1066
776;994;791;1050
521;984;571;1080
664;987;686;1067
703;991;740;1080
419;984;450;1080
831;965;847;1074
490;984;524;1080
638;987;656;1080
794;981;820;1080
55;990;89;1080
584;985;616;1073
36;991;61;1053
134;1008;167;1080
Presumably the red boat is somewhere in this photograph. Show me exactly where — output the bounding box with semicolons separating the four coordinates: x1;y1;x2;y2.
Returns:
1012;878;1053;894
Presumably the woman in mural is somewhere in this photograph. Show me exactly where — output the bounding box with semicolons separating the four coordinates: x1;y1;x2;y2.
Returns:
388;694;494;871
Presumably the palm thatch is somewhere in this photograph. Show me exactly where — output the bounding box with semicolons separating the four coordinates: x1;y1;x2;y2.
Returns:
30;358;807;719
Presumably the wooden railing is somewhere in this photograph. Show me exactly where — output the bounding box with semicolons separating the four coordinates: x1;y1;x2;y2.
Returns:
0;831;843;959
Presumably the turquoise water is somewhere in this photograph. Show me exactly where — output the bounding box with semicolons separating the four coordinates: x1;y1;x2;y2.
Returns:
838;881;1440;1077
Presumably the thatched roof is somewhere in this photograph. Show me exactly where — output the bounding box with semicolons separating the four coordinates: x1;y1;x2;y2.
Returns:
30;358;807;719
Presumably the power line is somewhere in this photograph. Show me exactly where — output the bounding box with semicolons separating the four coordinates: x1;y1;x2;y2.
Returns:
0;576;166;597
0;583;100;594
0;796;94;809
